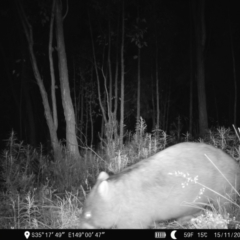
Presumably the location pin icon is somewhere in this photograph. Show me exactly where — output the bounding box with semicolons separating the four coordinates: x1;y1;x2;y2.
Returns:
24;231;30;239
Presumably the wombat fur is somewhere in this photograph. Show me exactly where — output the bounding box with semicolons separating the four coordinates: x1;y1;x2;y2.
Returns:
80;142;240;228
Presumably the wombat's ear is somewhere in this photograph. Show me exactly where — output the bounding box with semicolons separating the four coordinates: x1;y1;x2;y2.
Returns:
98;180;110;200
97;172;109;181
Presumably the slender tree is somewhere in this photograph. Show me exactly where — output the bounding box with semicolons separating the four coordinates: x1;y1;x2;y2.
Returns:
88;1;121;153
17;1;62;161
155;38;160;129
120;0;125;148
49;0;58;130
55;0;80;158
189;1;193;135
228;8;237;126
193;0;208;136
129;14;147;133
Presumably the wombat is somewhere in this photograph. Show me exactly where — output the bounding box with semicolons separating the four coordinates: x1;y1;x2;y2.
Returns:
80;142;240;228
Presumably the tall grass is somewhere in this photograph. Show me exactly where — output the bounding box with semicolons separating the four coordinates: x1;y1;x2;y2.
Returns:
0;124;240;229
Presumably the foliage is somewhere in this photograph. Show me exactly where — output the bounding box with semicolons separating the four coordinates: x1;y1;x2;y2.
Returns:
1;131;51;194
0;125;240;229
189;210;231;229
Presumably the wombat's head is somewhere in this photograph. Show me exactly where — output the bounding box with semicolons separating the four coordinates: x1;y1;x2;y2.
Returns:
80;172;118;229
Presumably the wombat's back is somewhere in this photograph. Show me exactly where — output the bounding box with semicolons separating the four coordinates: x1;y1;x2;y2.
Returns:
80;142;240;228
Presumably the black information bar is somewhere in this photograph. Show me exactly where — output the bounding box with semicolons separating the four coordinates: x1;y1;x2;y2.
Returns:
0;230;240;239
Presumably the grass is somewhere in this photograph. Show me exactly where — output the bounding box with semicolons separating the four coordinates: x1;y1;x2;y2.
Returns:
0;123;240;229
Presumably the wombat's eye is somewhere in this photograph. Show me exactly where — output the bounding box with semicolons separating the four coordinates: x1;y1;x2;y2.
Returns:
84;211;92;219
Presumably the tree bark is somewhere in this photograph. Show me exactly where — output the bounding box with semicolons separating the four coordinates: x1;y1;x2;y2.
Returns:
156;41;160;129
18;1;61;161
55;0;80;158
189;1;193;135
49;0;58;129
228;10;237;126
120;0;125;148
137;47;141;121
193;0;208;136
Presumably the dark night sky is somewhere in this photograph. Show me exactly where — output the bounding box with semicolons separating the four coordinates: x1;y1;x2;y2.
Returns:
0;0;239;149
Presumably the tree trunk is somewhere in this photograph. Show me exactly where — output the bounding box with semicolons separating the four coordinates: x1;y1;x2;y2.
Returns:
189;1;193;135
137;47;141;121
22;76;36;146
89;90;94;147
88;12;107;125
21;49;36;145
151;73;156;128
189;69;193;135
156;41;160;129
113;17;119;142
49;0;58;130
228;10;237;126
165;86;170;132
120;0;125;148
90;105;94;147
80;78;84;144
193;0;208;137
108;20;113;115
85;99;88;145
55;0;80;158
18;1;61;161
